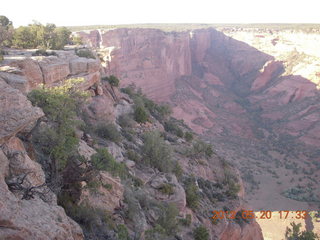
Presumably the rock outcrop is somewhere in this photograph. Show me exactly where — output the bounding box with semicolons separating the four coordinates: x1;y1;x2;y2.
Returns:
0;50;101;94
0;79;44;145
0;75;84;239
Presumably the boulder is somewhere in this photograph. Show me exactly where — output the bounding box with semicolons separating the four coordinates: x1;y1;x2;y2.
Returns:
0;80;44;145
79;171;124;212
0;149;84;240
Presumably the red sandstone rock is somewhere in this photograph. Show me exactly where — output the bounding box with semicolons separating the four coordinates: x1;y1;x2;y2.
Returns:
0;79;44;145
79;171;124;212
251;60;284;91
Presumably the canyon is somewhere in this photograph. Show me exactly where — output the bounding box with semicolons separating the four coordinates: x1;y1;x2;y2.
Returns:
0;45;264;239
77;26;320;239
1;25;319;239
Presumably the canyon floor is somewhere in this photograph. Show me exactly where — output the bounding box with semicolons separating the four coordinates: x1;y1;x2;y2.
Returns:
213;27;320;239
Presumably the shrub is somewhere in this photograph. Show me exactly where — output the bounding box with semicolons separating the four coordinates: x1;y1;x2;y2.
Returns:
120;86;135;98
226;181;241;199
173;161;184;179
224;168;241;199
59;198;116;238
180;214;192;226
117;224;130;240
118;114;135;128
187;140;214;158
126;149;140;162
158;183;175;195
28;79;88;176
76;49;95;59
145;224;167;240
91;148;127;179
157;203;179;236
142;97;171;121
107;75;120;87
86;180;101;194
184;132;193;142
142;131;173;172
71;35;83;45
185;181;199;209
131;176;144;187
285;222;319;240
193;225;209;240
0;16;14;48
164;120;184;137
134;106;149;123
121;85;171;121
95;123;121;143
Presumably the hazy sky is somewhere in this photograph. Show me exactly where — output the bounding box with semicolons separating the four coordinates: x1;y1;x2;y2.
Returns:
2;0;320;27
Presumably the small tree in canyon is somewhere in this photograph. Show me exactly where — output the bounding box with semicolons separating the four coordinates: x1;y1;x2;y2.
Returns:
28;79;89;184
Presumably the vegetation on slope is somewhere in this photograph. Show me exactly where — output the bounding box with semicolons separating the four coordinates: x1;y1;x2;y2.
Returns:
26;74;244;239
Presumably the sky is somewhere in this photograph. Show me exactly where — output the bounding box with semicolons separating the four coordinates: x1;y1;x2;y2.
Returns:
2;0;320;27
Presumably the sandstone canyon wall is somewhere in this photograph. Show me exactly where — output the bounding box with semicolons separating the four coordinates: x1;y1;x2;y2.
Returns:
79;27;320;239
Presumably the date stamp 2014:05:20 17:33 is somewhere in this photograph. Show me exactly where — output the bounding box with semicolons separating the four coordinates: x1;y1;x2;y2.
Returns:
211;210;309;220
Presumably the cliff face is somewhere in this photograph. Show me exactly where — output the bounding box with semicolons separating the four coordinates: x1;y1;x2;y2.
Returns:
80;29;192;101
80;27;320;148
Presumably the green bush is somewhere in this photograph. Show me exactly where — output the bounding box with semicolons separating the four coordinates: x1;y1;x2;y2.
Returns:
58;196;116;238
224;169;240;199
117;224;130;240
185;181;199;209
193;225;209;240
28;79;87;176
145;224;167;240
0;16;14;47
184;132;193;142
118;114;135;128
142;131;173;172
120;86;135;98
134;106;149;123
180;214;192;226
95;123;121;143
126;149;140;162
76;49;96;59
226;181;241;199
187;140;214;158
86;180;101;194
91;148;127;179
164;120;184;137
71;35;83;45
108;75;120;87
173;161;184;179
121;85;171;121
285;222;319;240
13;23;70;50
158;183;175;195
157;203;179;236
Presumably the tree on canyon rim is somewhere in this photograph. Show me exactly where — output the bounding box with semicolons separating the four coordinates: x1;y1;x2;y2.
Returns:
0;15;14;48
